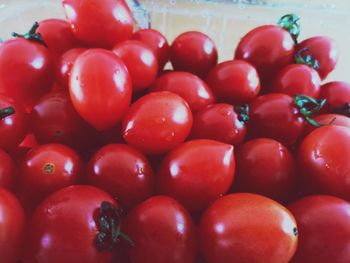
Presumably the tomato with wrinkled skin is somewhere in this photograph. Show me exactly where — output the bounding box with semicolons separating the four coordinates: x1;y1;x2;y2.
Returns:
122;91;193;155
70;49;132;131
0;188;26;263
189;103;247;145
157;139;235;213
170;31;218;77
113;40;158;91
150;71;215;112
87;144;155;210
206;60;260;105
0;149;16;190
232;138;296;202
298;125;350;201
288;195;350;263
270;64;321;98
132;29;170;71
123;196;197;263
62;0;134;48
320;81;350;113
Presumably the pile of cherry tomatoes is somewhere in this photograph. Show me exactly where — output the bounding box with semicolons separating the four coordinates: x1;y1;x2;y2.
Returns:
0;1;349;263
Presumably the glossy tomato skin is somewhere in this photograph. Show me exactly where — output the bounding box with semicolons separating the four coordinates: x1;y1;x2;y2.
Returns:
150;71;215;112
288;195;350;263
297;36;338;80
298;126;350;200
270;64;321;98
113;40;158;91
87;144;155;210
123;196;197;263
199;193;298;263
38;18;80;58
320;81;350;112
248;93;304;146
122;91;193;155
131;29;170;70
0;149;16;190
302;114;350;137
190;103;247;145
170;31;218;77
62;0;134;48
70;49;132;131
235;25;295;86
0;38;54;109
232;138;296;202
0;94;28;151
157;139;235;213
206;60;260;104
24;185;118;263
0;188;26;263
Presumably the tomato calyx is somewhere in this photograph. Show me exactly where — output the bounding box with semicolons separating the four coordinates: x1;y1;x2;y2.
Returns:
295;48;320;70
12;22;47;46
294;94;326;127
235;104;249;125
43;163;55;174
293;227;298;237
95;201;134;251
330;102;350;117
278;14;300;44
0;106;15;120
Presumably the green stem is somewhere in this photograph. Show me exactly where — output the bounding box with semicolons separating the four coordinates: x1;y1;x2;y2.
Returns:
234;104;249;125
294;94;325;127
12;21;47;46
295;48;320;70
0;106;15;120
278;14;300;44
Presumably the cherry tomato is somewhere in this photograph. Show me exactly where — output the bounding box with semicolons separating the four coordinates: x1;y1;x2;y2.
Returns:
320;81;350;116
0;188;26;263
87;144;155;210
288;195;350;263
157;139;235;213
113;40;158;91
24;185;122;263
232;138;296;202
70;49;132;131
132;29;170;70
270;64;321;98
37;18;80;58
302;114;350;137
0;149;16;190
0;94;28;151
189;103;248;145
298;125;350;201
297;36;338;80
170;31;218;77
199;193;298;263
150;71;215;112
62;0;134;48
56;47;87;89
206;60;260;105
0;23;54;109
123;196;197;263
122;91;193;154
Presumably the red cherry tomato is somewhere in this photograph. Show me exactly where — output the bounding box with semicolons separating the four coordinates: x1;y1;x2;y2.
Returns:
124;196;197;263
206;60;260;104
232;138;296;202
320;81;350;116
0;149;16;190
297;36;338;80
270;64;321;98
189;103;248;145
122;91;193;154
24;185;122;263
288;195;350;263
157;139;235;213
199;193;298;263
132;29;170;70
0;94;28;151
298;125;350;200
113;40;158;91
0;24;54;109
302;114;350;137
87;144;155;210
70;49;132;131
56;47;87;89
170;31;218;77
150;71;215;112
0;188;26;263
37;18;80;58
62;0;134;48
